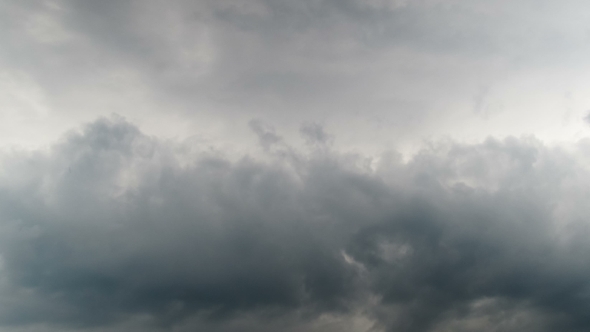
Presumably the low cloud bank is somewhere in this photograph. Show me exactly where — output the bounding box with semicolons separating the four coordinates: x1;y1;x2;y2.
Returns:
0;117;590;332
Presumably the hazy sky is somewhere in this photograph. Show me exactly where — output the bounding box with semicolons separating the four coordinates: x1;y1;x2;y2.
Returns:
2;1;590;331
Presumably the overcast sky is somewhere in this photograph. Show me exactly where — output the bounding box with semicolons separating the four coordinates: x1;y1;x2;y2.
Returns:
2;1;590;331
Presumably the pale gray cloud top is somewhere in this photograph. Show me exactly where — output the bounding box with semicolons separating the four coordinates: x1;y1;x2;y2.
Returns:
2;1;590;331
2;0;590;150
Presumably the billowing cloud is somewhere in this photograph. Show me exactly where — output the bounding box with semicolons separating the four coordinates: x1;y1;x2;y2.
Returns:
3;1;590;331
1;117;590;331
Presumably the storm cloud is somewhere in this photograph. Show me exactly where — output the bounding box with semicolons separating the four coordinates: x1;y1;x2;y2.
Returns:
3;0;590;331
0;117;589;331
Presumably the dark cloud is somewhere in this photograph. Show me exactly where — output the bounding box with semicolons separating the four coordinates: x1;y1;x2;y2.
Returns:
2;1;590;330
0;117;361;330
0;117;590;331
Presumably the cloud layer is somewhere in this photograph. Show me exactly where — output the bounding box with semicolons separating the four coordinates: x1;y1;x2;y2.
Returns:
1;117;590;331
2;0;590;150
2;2;590;330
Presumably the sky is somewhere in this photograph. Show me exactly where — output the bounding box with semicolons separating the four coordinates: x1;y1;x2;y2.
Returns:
2;1;590;331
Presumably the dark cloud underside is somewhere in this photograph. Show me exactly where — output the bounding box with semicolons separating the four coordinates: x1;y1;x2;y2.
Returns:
0;117;590;331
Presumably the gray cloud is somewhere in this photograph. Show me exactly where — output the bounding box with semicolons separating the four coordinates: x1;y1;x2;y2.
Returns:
0;117;590;331
300;122;332;146
3;0;589;150
2;2;590;330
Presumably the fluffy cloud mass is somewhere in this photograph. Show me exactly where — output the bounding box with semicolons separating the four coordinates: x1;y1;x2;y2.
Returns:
2;1;590;331
1;117;590;331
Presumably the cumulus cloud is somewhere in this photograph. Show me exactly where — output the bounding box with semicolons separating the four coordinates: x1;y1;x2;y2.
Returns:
0;117;589;331
3;0;590;331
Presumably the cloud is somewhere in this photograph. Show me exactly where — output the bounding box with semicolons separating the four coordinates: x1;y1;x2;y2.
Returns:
2;1;590;330
249;119;283;150
0;117;590;331
3;0;590;152
300;122;332;146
